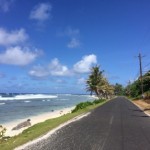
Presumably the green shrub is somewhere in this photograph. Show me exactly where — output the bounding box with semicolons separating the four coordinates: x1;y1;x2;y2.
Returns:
72;101;92;113
72;99;106;113
93;99;105;104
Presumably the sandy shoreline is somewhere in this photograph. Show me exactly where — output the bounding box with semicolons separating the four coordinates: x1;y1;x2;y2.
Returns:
2;106;75;137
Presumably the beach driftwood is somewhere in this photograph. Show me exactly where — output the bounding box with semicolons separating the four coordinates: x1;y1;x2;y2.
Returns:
12;119;31;130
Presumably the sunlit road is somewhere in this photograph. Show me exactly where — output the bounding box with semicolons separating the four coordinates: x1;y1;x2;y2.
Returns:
24;97;150;150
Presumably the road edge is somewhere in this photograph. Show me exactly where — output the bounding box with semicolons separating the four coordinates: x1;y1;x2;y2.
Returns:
130;99;150;117
15;112;91;150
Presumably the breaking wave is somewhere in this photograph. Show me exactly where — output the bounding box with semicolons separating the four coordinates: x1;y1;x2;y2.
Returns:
0;94;58;100
24;101;31;103
0;103;5;105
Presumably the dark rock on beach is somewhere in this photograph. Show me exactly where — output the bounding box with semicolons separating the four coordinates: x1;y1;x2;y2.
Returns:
12;119;31;130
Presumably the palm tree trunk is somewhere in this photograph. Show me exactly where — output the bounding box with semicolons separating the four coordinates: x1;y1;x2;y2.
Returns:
95;89;100;99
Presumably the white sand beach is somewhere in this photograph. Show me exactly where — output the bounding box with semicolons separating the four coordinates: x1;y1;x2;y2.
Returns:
2;106;75;137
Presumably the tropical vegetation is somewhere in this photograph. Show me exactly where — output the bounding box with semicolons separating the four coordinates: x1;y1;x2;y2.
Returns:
86;65;114;99
72;99;105;113
125;70;150;99
114;83;125;96
86;66;150;100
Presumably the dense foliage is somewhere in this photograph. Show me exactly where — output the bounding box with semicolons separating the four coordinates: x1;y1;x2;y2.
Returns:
72;99;106;113
86;66;150;99
125;70;150;99
114;83;125;96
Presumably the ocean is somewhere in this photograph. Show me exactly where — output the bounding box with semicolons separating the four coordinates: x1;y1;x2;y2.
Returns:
0;94;95;124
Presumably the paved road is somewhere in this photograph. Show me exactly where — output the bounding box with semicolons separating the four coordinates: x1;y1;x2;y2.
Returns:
25;97;150;150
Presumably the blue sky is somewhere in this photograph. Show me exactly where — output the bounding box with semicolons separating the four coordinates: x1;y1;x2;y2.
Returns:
0;0;150;93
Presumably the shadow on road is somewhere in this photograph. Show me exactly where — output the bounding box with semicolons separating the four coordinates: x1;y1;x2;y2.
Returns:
144;108;150;111
128;108;143;112
131;115;149;118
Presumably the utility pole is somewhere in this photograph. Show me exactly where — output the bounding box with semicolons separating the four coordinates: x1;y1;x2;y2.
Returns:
138;53;144;97
127;80;131;96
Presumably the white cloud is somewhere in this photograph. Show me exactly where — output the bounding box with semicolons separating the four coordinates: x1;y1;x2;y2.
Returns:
0;28;28;46
65;27;80;37
57;27;80;37
77;77;85;84
30;3;52;22
57;27;81;49
29;65;49;78
66;28;80;37
67;38;80;48
29;54;98;79
0;46;39;66
73;54;97;73
65;28;80;48
0;0;14;12
49;58;70;76
29;58;71;78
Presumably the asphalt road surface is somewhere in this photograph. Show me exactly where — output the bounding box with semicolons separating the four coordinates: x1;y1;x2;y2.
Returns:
24;97;150;150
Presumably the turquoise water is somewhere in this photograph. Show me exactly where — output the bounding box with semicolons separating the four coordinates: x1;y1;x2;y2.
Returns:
0;94;94;124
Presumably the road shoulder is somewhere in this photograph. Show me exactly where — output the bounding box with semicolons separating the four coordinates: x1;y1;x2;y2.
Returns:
132;99;150;116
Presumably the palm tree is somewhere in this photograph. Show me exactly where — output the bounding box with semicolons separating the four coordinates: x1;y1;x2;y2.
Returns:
97;77;108;98
100;79;114;99
86;65;114;99
86;66;103;98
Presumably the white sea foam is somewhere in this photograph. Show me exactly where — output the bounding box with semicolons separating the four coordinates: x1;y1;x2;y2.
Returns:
89;95;98;99
0;94;58;100
58;94;72;96
24;101;31;103
0;103;5;105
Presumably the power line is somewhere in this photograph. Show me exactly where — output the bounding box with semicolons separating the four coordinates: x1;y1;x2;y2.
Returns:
145;62;150;66
143;64;150;73
134;71;140;81
144;62;150;68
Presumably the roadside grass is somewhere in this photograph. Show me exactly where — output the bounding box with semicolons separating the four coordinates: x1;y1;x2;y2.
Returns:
0;99;106;150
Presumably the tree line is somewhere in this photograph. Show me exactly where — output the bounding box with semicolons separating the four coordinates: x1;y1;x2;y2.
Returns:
86;65;150;99
125;70;150;99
